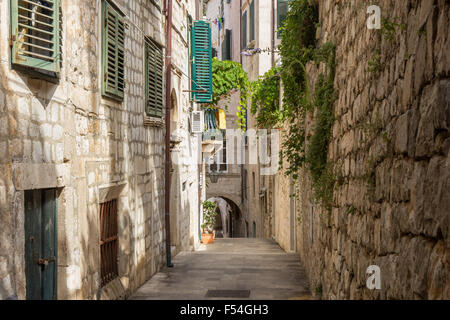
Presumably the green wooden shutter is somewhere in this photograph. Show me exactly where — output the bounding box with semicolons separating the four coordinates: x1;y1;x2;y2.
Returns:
190;20;212;104
101;0;125;100
250;1;255;41
145;38;164;118
241;11;247;48
10;0;60;73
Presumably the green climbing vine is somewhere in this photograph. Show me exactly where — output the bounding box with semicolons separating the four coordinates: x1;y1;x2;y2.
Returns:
210;57;251;130
276;0;337;212
250;66;282;128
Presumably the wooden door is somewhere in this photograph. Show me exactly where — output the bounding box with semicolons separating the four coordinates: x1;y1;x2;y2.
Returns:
25;189;57;300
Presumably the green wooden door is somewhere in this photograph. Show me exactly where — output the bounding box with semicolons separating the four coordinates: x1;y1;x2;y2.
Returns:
25;189;57;300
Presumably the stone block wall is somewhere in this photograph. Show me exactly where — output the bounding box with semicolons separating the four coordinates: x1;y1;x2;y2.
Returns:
0;0;200;300
294;0;449;299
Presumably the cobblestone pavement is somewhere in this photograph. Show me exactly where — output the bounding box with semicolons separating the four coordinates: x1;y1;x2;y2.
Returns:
130;238;311;300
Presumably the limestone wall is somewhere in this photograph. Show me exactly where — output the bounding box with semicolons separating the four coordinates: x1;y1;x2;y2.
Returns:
294;0;449;299
0;0;200;300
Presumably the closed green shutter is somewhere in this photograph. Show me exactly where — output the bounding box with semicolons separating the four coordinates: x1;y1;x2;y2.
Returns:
190;20;212;104
10;0;60;73
145;38;164;118
101;0;125;100
250;1;255;41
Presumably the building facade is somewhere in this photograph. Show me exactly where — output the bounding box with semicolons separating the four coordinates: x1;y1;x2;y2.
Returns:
0;0;206;300
204;0;246;238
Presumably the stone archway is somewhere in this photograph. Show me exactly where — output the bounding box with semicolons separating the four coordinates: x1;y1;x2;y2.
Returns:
206;196;245;238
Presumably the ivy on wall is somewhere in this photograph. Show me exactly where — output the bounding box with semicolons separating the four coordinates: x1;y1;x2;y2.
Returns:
275;0;337;211
250;66;282;128
210;57;251;130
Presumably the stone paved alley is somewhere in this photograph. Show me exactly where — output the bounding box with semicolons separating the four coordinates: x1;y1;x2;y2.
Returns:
130;239;311;300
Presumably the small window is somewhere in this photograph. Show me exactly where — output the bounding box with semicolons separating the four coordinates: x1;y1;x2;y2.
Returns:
241;11;247;49
10;0;61;74
209;130;227;172
101;0;125;101
249;1;255;42
220;136;227;172
252;172;256;197
221;29;232;61
145;37;164;118
277;0;291;38
100;199;119;287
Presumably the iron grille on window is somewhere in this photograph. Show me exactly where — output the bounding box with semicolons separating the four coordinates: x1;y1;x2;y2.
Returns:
100;199;119;287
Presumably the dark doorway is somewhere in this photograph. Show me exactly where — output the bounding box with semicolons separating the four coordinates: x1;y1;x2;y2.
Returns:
25;189;58;300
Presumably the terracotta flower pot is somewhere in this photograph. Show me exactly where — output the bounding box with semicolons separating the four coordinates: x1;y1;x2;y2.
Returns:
202;233;214;244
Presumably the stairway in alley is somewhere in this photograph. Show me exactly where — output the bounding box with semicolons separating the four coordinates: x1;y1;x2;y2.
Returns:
130;239;311;300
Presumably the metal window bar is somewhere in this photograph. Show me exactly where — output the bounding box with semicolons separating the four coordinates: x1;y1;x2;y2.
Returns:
100;199;119;287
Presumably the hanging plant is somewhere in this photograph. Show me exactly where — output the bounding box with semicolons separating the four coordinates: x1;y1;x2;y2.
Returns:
278;0;338;212
210;57;251;130
250;66;283;129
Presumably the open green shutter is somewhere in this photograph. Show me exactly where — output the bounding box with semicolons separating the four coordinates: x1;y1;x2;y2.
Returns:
102;0;125;100
10;0;60;73
145;38;164;118
190;21;212;104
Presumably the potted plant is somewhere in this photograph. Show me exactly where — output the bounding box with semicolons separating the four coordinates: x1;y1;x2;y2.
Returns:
201;200;218;244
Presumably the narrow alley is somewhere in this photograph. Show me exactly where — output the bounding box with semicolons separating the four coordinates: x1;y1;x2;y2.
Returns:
130;239;311;300
0;0;448;304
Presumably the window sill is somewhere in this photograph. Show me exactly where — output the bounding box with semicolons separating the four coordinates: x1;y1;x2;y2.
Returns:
144;116;165;128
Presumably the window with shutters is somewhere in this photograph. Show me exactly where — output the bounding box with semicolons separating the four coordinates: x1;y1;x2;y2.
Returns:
241;11;247;49
100;199;119;287
145;37;164;118
191;111;204;134
101;0;125;101
209;129;227;173
9;0;61;75
277;0;291;38
221;29;232;61
190;20;212;104
249;1;255;42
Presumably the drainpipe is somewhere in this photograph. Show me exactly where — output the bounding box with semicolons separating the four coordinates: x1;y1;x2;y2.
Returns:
164;0;174;268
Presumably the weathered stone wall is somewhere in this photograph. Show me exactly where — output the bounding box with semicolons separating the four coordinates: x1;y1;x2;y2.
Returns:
169;0;202;256
0;0;200;300
273;160;295;252
294;0;449;299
